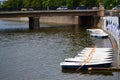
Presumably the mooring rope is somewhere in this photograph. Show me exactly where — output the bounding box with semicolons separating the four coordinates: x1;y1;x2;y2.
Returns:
76;46;97;71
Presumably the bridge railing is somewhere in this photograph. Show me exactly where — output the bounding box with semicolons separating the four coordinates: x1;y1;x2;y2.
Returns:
0;7;73;11
105;10;120;16
0;7;58;11
0;7;95;11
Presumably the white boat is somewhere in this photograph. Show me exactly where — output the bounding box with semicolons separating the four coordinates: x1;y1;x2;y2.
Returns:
79;52;112;56
77;54;112;58
87;29;104;33
81;48;112;52
60;61;112;69
83;48;112;52
81;50;112;52
87;29;109;38
78;51;112;55
65;54;112;62
60;47;113;70
90;33;108;38
77;53;112;57
64;57;112;62
80;50;112;54
84;47;112;50
75;54;112;59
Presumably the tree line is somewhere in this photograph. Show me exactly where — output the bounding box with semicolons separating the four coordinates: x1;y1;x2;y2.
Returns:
1;0;120;9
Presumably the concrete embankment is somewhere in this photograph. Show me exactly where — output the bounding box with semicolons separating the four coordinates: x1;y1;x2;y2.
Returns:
99;17;120;68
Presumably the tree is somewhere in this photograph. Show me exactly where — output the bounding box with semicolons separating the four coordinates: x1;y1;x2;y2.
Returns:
2;0;17;8
3;0;115;10
2;0;23;9
66;0;73;7
104;0;120;9
23;0;32;7
31;0;43;7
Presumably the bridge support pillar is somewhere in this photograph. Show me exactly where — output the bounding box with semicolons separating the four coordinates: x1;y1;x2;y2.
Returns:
29;17;40;30
74;16;79;24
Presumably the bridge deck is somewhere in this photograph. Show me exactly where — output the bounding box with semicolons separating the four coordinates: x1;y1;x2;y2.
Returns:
0;10;99;18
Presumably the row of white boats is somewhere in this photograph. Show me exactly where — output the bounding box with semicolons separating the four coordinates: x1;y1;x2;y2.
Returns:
60;47;113;70
87;29;109;38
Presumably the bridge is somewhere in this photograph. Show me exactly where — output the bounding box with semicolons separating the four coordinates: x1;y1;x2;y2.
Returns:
0;10;100;29
0;10;99;17
0;0;107;29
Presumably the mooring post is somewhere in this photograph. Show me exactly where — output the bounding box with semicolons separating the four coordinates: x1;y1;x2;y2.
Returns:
29;17;40;30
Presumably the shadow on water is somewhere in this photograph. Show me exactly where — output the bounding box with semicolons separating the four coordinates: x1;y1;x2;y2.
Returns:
62;69;113;76
0;24;89;32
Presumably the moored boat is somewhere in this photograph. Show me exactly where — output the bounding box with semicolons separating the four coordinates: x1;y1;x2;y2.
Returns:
87;29;109;38
84;47;112;50
90;33;108;38
87;29;103;33
64;58;112;62
60;61;112;70
75;54;112;59
83;48;112;51
78;52;113;57
60;47;113;70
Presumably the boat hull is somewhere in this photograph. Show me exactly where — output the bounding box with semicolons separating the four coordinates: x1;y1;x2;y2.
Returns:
90;34;108;38
61;63;112;70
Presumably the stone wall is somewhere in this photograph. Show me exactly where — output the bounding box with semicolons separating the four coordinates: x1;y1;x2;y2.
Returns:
102;16;119;47
101;16;120;68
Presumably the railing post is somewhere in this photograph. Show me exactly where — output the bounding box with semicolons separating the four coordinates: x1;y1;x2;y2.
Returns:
97;0;105;28
29;17;40;30
99;0;105;17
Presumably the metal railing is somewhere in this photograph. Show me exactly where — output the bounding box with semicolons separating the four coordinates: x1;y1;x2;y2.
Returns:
105;10;120;16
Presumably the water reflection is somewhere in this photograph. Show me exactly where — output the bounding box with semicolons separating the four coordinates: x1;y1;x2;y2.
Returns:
62;69;113;76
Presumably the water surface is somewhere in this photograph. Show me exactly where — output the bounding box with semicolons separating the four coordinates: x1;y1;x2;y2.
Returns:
0;20;119;80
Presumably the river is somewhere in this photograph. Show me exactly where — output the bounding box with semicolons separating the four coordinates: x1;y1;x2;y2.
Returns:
0;20;119;80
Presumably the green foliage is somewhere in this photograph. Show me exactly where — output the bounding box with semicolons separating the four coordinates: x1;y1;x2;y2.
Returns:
104;0;120;9
66;0;73;7
23;0;32;7
2;0;18;8
2;0;120;9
